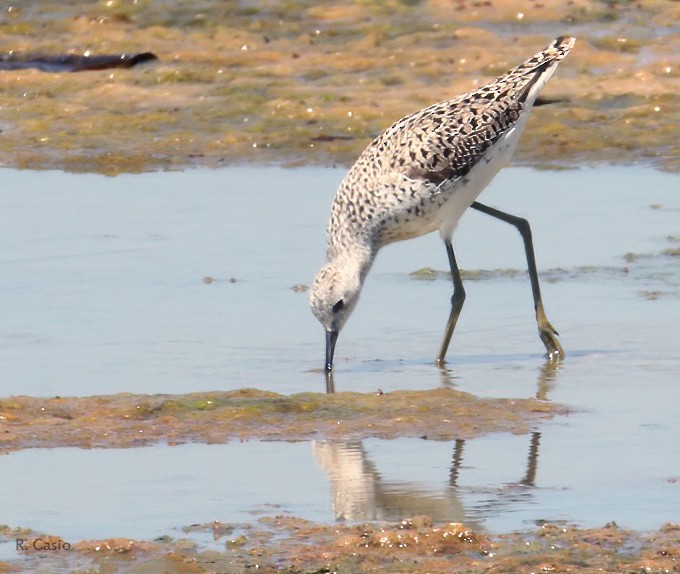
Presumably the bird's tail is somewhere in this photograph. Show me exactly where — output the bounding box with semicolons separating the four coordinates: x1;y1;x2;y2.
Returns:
496;36;576;106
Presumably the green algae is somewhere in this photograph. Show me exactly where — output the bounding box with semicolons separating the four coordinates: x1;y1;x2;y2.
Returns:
409;265;641;284
1;1;680;174
0;388;564;450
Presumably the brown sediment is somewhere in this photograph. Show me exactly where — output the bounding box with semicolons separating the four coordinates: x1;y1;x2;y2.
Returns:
2;519;679;573
0;388;564;451
0;1;679;174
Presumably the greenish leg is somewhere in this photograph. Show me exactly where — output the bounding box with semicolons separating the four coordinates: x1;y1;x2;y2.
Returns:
436;239;466;365
471;201;564;360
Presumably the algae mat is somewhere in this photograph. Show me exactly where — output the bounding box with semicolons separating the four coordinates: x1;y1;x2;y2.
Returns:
1;0;679;173
0;388;563;450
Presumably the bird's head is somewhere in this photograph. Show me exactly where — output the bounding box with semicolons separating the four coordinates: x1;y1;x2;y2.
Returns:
310;254;366;372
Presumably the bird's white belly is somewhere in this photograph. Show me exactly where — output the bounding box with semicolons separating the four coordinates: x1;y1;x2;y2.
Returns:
434;123;524;239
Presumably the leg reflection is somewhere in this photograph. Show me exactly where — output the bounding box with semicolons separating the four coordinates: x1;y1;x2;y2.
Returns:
325;370;335;394
536;358;562;400
449;438;466;487
520;432;541;487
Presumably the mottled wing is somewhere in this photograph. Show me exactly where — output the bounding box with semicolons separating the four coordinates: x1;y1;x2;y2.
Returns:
394;35;575;188
395;96;523;187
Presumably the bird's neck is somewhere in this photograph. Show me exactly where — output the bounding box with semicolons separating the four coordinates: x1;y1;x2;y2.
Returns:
327;240;375;284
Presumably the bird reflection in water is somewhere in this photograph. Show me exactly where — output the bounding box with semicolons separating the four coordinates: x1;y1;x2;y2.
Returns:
315;359;559;524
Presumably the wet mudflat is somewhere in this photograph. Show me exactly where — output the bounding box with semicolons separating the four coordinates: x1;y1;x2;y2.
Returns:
2;518;679;574
0;388;559;449
1;1;679;173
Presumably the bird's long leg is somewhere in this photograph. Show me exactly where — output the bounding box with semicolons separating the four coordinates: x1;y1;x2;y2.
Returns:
436;239;466;365
470;201;564;359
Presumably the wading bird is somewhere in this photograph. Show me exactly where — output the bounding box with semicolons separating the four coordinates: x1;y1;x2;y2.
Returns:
311;36;575;374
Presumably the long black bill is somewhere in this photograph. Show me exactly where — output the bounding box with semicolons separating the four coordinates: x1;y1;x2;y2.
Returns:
325;329;339;372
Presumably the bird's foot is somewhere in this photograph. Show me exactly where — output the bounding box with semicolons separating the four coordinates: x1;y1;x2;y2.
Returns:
535;301;564;360
537;312;564;360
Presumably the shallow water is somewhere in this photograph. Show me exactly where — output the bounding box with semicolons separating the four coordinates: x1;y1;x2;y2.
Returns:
0;430;678;560
1;165;679;554
2;165;679;395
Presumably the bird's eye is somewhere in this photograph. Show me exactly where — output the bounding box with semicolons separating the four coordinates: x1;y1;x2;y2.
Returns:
332;299;345;314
